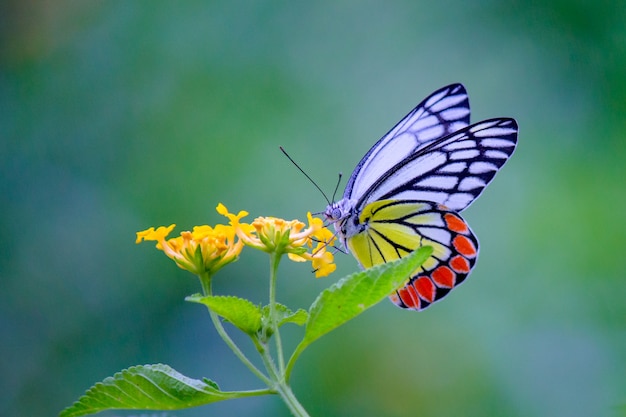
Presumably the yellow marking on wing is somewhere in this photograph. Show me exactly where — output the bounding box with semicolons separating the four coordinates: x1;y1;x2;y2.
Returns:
346;200;450;274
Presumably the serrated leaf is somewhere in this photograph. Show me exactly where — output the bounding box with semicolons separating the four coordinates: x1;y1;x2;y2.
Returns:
187;294;262;335
261;303;309;327
296;246;432;354
280;308;308;326
59;364;244;417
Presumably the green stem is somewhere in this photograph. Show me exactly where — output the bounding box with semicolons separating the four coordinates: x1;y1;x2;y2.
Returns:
199;273;271;386
284;343;305;383
269;251;286;375
259;340;309;417
256;337;281;385
259;346;309;416
266;252;310;416
275;382;311;417
224;388;276;398
197;258;310;416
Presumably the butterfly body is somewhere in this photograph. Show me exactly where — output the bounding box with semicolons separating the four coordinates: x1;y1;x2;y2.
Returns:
324;84;517;311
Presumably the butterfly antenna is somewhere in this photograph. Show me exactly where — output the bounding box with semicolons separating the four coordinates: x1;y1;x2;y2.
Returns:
280;146;331;205
331;172;343;203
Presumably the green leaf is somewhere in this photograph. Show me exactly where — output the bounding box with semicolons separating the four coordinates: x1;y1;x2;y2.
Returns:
258;304;308;341
261;303;308;327
59;364;250;417
296;246;432;355
279;308;308;326
187;294;262;335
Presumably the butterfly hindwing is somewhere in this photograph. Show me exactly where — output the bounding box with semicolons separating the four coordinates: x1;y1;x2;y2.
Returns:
345;84;470;203
345;200;478;311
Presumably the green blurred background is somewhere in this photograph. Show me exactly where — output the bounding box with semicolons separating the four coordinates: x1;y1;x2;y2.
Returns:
2;1;625;416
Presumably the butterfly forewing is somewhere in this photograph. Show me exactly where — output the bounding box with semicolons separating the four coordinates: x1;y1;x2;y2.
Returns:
345;84;470;203
357;118;518;212
345;200;478;311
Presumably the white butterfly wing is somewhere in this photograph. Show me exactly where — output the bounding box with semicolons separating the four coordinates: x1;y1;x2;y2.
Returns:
344;84;470;202
355;118;518;212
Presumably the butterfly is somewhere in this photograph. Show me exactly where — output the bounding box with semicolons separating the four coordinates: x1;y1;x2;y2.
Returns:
324;84;518;311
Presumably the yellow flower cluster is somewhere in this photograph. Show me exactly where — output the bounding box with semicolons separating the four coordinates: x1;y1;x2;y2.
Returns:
135;223;243;276
217;204;336;278
136;204;336;278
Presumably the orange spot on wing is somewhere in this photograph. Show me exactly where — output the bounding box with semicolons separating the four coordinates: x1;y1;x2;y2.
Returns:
444;213;469;234
415;276;435;303
453;235;477;257
450;255;470;273
431;266;456;288
398;285;420;310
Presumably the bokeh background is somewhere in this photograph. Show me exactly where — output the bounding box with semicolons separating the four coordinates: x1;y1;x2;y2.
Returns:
2;1;625;416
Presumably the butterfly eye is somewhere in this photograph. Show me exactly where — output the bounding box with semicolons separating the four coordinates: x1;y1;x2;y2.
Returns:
324;202;348;222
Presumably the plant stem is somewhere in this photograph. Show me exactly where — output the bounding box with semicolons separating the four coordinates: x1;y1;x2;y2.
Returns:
259;344;310;417
266;253;310;416
198;262;311;416
199;273;271;386
256;337;281;385
268;252;286;375
284;343;304;383
275;382;311;417
225;388;276;398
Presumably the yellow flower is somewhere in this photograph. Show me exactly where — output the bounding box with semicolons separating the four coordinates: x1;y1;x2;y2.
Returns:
218;203;336;277
310;243;337;277
136;222;243;277
304;212;336;248
288;242;337;278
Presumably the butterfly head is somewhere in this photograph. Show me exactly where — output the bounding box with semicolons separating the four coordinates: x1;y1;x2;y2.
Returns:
324;198;356;223
323;198;357;248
